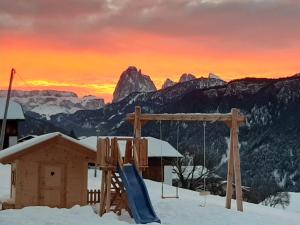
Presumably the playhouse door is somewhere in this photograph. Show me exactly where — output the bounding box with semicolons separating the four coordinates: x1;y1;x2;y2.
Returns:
39;163;65;208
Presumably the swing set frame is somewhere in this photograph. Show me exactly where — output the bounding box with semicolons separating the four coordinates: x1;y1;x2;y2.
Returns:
127;106;246;212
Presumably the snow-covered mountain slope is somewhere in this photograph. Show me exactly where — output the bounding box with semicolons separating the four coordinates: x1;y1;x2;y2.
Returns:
0;90;105;118
0;165;299;225
112;66;157;103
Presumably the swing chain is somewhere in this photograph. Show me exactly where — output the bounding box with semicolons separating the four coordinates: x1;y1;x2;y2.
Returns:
160;120;180;199
203;121;206;192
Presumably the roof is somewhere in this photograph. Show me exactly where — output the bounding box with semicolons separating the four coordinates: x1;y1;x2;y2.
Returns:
80;136;183;158
0;132;95;162
0;98;25;120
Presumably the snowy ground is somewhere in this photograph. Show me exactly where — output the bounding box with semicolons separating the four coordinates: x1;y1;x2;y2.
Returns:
287;193;300;213
0;164;300;225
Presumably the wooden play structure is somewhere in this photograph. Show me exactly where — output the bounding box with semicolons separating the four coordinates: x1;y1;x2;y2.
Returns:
0;133;96;209
97;137;147;213
97;137;161;224
126;106;246;212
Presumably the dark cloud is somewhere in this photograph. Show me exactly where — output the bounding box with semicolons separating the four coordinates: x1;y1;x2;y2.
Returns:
0;0;299;51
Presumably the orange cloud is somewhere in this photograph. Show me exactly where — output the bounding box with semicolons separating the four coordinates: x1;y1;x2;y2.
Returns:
1;39;299;103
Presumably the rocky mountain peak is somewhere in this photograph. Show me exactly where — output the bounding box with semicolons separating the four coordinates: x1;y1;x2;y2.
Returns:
112;66;157;103
208;73;222;80
179;73;197;83
162;78;176;89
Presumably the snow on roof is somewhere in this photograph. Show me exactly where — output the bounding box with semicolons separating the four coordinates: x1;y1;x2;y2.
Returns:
0;98;25;120
79;136;183;158
0;132;95;161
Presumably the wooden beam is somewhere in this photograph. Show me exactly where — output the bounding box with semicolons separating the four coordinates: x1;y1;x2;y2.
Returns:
105;170;112;213
127;112;246;123
99;171;106;216
134;106;142;138
225;127;234;209
112;137;134;141
231;108;243;212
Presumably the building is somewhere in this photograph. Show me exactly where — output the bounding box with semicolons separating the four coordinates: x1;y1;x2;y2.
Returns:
0;99;25;148
0;132;96;209
80;136;183;183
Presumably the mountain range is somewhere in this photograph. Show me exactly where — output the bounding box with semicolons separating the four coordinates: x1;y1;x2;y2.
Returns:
0;90;105;119
5;67;300;193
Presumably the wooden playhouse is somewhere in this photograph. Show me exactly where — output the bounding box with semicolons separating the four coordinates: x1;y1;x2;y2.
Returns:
0;132;96;209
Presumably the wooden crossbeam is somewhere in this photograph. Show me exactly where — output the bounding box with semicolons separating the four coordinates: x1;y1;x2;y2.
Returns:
127;112;246;123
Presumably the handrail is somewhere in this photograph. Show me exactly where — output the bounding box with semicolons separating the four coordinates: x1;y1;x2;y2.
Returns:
97;137;148;172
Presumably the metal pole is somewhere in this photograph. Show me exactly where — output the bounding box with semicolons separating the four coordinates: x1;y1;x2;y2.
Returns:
160;120;164;198
203;121;206;192
0;68;15;150
176;123;179;198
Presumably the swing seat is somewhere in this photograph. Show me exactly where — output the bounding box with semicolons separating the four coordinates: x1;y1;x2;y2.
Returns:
199;191;210;196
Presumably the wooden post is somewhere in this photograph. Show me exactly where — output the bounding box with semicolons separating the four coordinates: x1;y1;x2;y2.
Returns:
133;106;142;172
99;171;106;215
231;108;243;212
105;170;112;213
124;140;133;164
225;126;234;209
0;68;15;150
134;106;142;138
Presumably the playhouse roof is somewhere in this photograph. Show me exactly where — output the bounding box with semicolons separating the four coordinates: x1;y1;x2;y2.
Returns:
0;98;25;120
0;132;95;162
79;136;183;158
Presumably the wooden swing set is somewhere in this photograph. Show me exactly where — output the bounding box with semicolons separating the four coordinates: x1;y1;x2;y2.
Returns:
126;106;246;212
97;106;246;219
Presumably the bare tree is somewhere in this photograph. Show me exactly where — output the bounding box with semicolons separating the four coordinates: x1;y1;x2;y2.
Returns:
172;151;219;191
262;192;290;209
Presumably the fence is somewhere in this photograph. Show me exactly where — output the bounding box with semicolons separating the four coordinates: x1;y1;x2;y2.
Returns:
87;189;101;205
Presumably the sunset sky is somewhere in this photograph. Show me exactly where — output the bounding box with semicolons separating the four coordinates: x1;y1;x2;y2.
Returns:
0;0;299;102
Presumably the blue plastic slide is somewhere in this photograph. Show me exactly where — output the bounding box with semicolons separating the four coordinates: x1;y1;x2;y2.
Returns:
117;164;161;224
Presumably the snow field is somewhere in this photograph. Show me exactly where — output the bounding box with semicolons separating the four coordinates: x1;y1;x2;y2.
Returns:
0;164;299;225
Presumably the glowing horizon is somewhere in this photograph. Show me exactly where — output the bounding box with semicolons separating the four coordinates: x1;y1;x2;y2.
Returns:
1;0;299;102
